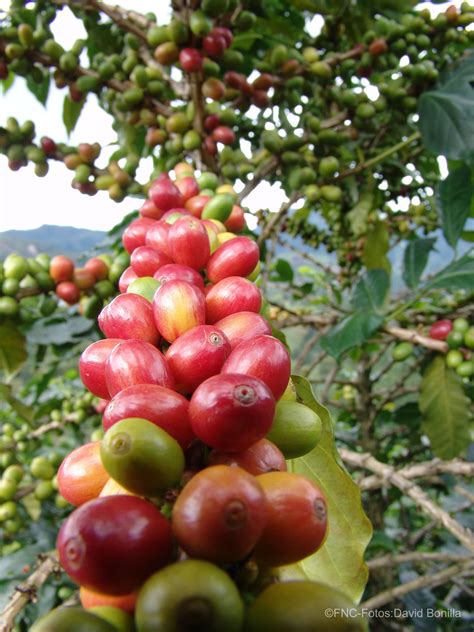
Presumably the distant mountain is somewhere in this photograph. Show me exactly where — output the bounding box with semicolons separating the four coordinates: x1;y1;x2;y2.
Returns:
0;225;107;260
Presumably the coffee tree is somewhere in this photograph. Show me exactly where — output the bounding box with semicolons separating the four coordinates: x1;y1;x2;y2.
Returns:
0;0;474;629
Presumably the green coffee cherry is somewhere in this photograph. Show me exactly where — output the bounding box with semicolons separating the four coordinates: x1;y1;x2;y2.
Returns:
392;342;414;361
267;401;322;458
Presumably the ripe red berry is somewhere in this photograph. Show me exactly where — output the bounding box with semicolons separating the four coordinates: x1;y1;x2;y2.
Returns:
84;257;108;281
149;176;183;212
140;198;164;220
118;266;138;293
153;263;205;292
206;236;259;283
429;319;452;340
254;472;328;567
153;280;206;343
166;325;231;393
57;442;109;506
168;216;211;270
179;48;203;73
79;339;122;399
189;373;275;451
204;114;220;131
225;205;246;233
130;245;172;277
209;438;287;475
50;255;74;283
105;339;174;397
146;221;171;257
205;277;262;323
215;312;271;350
175;176;199;202
98;294;160;345
56;281;80;305
102;383;194;449
172;465;268;563
41;136;57;155
212;126;236;145
57;496;172;595
222;335;291;400
122;218;156;254
203;33;227;58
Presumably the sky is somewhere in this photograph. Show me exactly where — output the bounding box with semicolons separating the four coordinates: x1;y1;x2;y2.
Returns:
0;1;462;232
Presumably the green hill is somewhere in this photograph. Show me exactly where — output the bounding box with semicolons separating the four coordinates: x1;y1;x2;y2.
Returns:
0;225;107;261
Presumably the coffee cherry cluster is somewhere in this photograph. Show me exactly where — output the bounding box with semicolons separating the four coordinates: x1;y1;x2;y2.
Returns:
31;165;343;630
0;387;103;553
430;317;474;378
0;248;132;323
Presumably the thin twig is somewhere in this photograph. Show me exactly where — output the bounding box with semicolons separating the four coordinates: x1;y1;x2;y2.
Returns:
359;459;474;491
368;551;470;569
341;449;474;552
362;558;474;610
0;551;60;632
384;325;448;353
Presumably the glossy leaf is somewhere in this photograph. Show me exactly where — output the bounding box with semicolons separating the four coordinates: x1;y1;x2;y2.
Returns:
0;384;34;422
351;269;389;313
419;356;471;459
362;221;390;273
320;313;384;359
26;72;50;107
0;322;27;379
419;55;474;160
436;165;473;248
63;95;85;136
282;376;372;604
403;238;436;288
274;258;294;282
426;248;474;291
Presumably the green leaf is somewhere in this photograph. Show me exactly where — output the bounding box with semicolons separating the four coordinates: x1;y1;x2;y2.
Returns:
63;95;85;136
232;32;263;51
274;258;294;282
403;238;437;288
426;248;474;291
1;71;15;95
25;314;94;346
347;191;374;237
419;357;471;459
0;322;27;379
282;376;372;604
22;493;42;521
461;230;474;242
0;384;34;422
352;269;389;313
320;313;384;359
418;55;474;161
362;221;390;274
26;72;50;107
436;165;473;247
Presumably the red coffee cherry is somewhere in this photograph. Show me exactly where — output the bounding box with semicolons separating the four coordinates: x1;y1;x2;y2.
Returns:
254;472;328;567
206;237;259;283
166;325;231;393
57;496;172;595
102;383;194;449
79;339;122;399
153;280;205;343
205;277;262;323
189;373;275;451
172;465;268;563
215;312;271;350
208;438;287;475
98;294;160;345
105;339;174;397
222;335;291;400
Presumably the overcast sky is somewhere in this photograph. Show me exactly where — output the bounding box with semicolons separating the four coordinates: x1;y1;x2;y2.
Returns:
0;1;461;232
